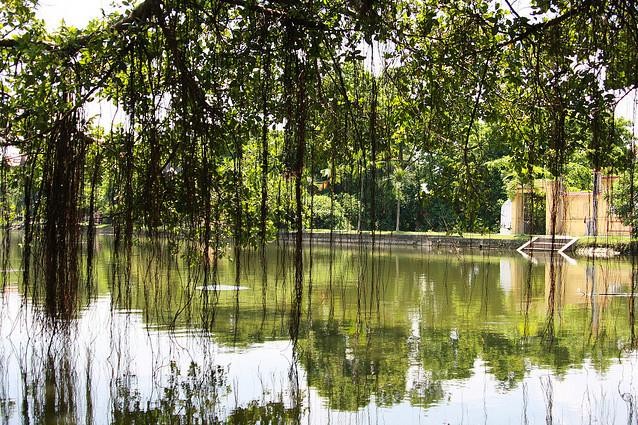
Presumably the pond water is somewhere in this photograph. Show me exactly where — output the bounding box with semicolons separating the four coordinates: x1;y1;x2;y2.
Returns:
1;234;637;424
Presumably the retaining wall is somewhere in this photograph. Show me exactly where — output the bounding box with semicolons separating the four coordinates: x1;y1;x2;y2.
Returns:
279;231;527;251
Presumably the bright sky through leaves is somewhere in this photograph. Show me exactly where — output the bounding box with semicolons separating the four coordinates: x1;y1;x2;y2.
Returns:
36;0;637;130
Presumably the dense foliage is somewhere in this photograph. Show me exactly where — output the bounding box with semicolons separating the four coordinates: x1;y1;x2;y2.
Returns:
1;4;638;421
0;0;637;285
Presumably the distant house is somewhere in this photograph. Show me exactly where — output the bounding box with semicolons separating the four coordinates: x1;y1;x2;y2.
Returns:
500;175;631;237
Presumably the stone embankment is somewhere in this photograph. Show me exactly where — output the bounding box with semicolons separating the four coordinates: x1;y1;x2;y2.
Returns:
280;231;526;251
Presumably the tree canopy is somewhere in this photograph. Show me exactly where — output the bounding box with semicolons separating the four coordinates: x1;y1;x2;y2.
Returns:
1;0;637;293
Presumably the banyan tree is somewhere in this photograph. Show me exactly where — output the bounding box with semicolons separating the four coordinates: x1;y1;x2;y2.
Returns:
1;0;637;321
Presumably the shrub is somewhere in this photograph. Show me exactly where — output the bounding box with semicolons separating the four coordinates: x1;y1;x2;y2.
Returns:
307;194;350;230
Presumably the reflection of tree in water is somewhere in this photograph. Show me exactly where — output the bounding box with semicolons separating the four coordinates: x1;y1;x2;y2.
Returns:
299;308;636;413
299;320;411;410
109;358;305;424
226;401;300;424
111;361;230;424
43;351;77;424
99;244;638;403
11;332;80;424
420;328;478;382
3;240;638;421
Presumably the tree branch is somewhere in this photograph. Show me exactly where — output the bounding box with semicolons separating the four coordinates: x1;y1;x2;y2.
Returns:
1;0;327;53
495;1;592;49
0;0;159;51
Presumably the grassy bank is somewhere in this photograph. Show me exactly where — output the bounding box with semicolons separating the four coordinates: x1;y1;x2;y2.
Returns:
575;236;638;255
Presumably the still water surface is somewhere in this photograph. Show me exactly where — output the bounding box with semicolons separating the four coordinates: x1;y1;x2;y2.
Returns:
1;235;637;424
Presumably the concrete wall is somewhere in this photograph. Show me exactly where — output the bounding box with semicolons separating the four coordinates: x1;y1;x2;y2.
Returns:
511;192;525;235
279;231;526;251
558;176;631;236
510;176;631;237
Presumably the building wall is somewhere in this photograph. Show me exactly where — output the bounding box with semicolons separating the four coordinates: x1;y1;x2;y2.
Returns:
511;192;525;235
557;176;631;236
500;199;513;234
509;176;632;236
545;179;565;235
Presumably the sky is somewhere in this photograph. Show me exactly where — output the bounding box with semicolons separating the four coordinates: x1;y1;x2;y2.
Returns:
37;0;117;30
35;0;637;132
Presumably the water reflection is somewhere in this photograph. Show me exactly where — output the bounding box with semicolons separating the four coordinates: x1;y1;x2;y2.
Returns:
0;235;637;423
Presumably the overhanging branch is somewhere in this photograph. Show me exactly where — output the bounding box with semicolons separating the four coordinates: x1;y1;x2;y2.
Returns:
0;0;159;51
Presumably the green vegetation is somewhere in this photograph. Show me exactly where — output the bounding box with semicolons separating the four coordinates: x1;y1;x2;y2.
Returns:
2;3;638;420
1;0;637;255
